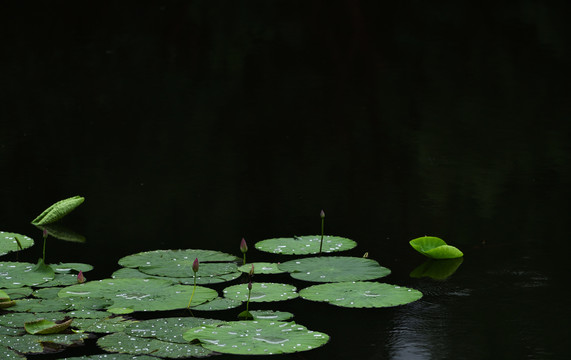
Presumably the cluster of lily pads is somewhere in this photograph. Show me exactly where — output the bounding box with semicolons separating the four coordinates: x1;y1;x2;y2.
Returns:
0;196;462;359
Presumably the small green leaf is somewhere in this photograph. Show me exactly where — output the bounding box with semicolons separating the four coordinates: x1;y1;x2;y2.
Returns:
409;236;463;259
31;196;85;226
24;318;73;335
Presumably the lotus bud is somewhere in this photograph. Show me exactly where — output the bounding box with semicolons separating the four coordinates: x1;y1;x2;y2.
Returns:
77;270;86;284
42;228;48;239
240;238;248;253
249;264;254;277
248;281;252;291
192;258;199;273
320;210;325;219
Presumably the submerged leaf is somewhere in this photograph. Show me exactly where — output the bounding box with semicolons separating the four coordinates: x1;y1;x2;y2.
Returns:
255;235;356;255
184;320;329;355
31;196;85;226
409;236;463;259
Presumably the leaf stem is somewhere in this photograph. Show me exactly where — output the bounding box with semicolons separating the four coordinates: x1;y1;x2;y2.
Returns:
186;274;197;309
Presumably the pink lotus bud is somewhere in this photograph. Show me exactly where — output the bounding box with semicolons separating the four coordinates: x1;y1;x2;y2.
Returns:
248;281;252;291
77;271;86;284
42;228;48;239
192;258;199;273
240;238;248;253
320;210;325;219
249;264;254;277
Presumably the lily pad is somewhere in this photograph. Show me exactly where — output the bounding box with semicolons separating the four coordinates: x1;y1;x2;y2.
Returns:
184;320;330;355
0;232;34;257
118;249;238;268
410;258;464;280
139;261;238;279
0;261;55;288
31;196;85;226
237;262;285;274
124;317;222;344
190;297;243;311
0;333;90;354
0;344;26;359
299;281;423;308
58;278;218;313
112;267;241;285
24;318;73;335
223;283;299;302
73;316;137;334
62;355;158;360
409;236;463;259
278;256;391;282
250;310;294;321
255;235;356;255
97;332;214;358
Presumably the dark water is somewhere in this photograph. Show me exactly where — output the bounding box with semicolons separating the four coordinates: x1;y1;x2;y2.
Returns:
1;2;570;359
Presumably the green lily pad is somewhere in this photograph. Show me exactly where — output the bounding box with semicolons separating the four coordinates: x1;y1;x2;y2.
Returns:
124;317;222;344
3;288;33;299
58;278;218;313
73;316;137;334
8;298;71;313
409;236;463;259
139;261;237;279
410;258;464;280
62;355;158;360
31;195;85;226
278;256;391;282
97;332;214;358
50;263;94;274
24;318;73;334
184;320;330;355
190;297;243;311
299;281;423;308
112;267;241;285
0;333;90;354
118;249;238;268
250;310;294;321
0;344;26;359
0;261;55;288
237;262;285;274
0;232;34;257
223;282;299;302
255;235;356;255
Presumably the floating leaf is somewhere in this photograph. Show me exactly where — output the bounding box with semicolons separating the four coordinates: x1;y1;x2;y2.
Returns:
184;320;329;355
59;278;218;313
97;332;214;358
0;312;66;328
0;333;90;354
50;263;94;274
0;232;34;256
73;316;137;334
62;355;159;360
409;236;463;259
3;288;33;299
0;344;26;359
8;298;71;313
118;249;238;268
0;261;54;288
223;283;298;302
24;318;73;335
410;258;464;280
113;262;241;285
237;262;285;274
250;310;294;321
139;261;238;279
299;281;423;308
255;235;356;255
124;317;222;344
190;297;242;311
31;196;85;226
278;256;391;282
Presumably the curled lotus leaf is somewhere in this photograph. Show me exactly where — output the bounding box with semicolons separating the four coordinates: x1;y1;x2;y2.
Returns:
183;320;330;355
409;236;463;259
0;232;34;256
31;195;85;226
223;282;299;302
278;256;391;282
58;278;218;313
255;235;356;255
299;281;423;308
24;318;73;335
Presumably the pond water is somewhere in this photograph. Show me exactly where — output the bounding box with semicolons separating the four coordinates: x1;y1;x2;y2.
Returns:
1;2;569;359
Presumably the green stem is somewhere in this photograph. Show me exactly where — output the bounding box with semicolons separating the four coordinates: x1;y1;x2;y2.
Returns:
243;253;246;265
186;272;197;308
319;216;324;254
42;238;47;262
246;288;251;312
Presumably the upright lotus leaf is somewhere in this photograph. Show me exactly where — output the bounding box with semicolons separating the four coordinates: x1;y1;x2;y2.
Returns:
237;262;285;274
97;332;215;358
300;281;423;308
124;317;223;344
34;223;86;243
118;249;238;268
410;258;464;280
0;232;34;256
0;344;26;359
0;261;54;288
24;318;73;335
223;282;299;302
184;320;330;355
409;236;463;259
31;196;85;226
255;235;356;255
0;333;90;355
278;256;391;282
58;278;218;313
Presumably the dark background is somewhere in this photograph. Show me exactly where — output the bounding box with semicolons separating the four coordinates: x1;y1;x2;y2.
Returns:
1;1;570;359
